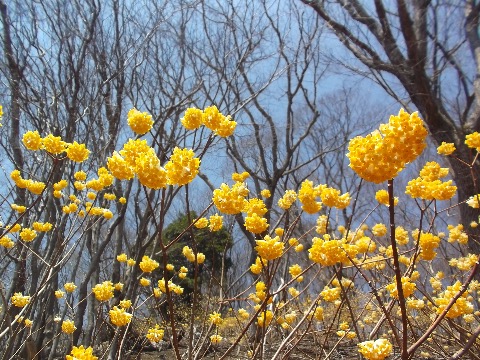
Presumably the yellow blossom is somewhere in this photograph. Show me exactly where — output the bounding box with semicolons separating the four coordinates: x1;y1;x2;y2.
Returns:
11;293;30;307
213;182;249;214
109;306;133;326
278;190;297;210
42;134;66;154
209;312;223;326
0;236;14;248
62;320;77;334
437;142;456;155
194;217;209;229
255;235;284;260
22;131;43;150
107;151;135;180
66;346;98;360
139;255;159;273
210;334;223;344
375;189;398;206
55;290;65;299
64;283;77;293
261;189;271;198
66;141;90;162
209;214;223;231
465;132;480;151
92;281;115;301
165;147;200;186
140;277;151;287
358;339;393;360
146;325;165;343
19;228;37;242
181;107;203;130
127;108;153;135
117;253;127;262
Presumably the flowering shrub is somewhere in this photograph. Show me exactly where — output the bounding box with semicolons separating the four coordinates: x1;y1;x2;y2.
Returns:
0;105;479;360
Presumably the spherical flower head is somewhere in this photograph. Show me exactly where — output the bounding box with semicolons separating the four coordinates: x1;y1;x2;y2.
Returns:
347;109;427;183
140;277;151;287
119;197;127;204
42;134;66;154
92;281;115;301
255;235;284;260
406;162;457;200
202;105;223;131
33;222;53;232
257;310;273;327
107;151;135;180
466;132;480;151
64;282;77;293
210;334;223;344
11;293;30;307
22;131;43;150
127;108;153;135
109;306;133;326
298;180;322;214
135;148;167;189
232;171;250;182
74;171;87;181
278;189;297;210
181;107;203;130
66;345;98;360
117;253;128;263
119;299;132;309
250;256;267;274
309;235;358;266
467;195;480;208
375;189;398;206
209;312;223;326
419;232;440;260
244;198;268;217
289;264;302;278
127;258;136;266
139;255;160;273
55;290;65;299
62;319;77;334
194;217;209;229
119;138;152;167
146;325;165;343
66;141;90;162
261;189;271;198
320;186;351;209
20;228;37;242
372;223;387;237
213;182;249;214
165;147;200;186
437;142;456;155
434;281;474;318
245;213;269;234
215;115;237;137
358;339;393;360
386;276;416;298
0;236;15;248
11;204;26;213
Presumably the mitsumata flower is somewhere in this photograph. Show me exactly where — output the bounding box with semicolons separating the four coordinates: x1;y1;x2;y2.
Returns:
109;306;133;326
347;109;428;183
358;339;393;360
139;255;159;273
146;325;165;343
66;141;90;162
255;235;284;260
127;108;153;134
164;147;200;186
181;107;203;130
213;182;249;214
66;345;98;360
92;281;115;301
22;131;42;150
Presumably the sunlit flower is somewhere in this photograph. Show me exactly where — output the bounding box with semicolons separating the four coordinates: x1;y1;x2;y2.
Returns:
437;142;456;155
64;282;77;293
22;131;43;151
465;132;480;151
255;235;284;260
109;306;133;326
194;217;209;229
11;293;30;308
140;277;151;287
43;134;66;154
209;312;223;326
0;236;15;248
146;325;164;343
127;108;153;135
20;228;37;242
278;190;297;210
66;345;98;360
55;290;65;299
181;107;203;130
209;214;223;231
139;255;159;273
66;141;90;162
62;319;77;334
357;339;393;360
210;334;223;344
375;189;398;206
165;147;200;186
261;189;271;198
92;281;115;301
213;182;249;214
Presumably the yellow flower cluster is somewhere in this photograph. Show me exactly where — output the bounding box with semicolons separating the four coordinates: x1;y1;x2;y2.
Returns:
139;255;159;273
92;281;115;301
62;319;77;334
347;109;427;183
232;171;250;182
418;232;441;261
250;256;268;274
257;310;273;327
32;222;53;232
181;106;237;137
146;325;164;343
309;234;358;266
278;190;297;210
289;264;303;282
0;236;14;248
405;161;456;200
385;276;416;298
465;132;480;151
22;131;90;162
127;108;153;135
20;228;37;242
10;170;46;195
320;186;351;209
298;180;322;213
212;182;249;214
109;306;133;326
447;224;468;244
357;339;393;360
434;281;473;318
437;142;456;155
11;293;30;307
209;312;223;326
449;254;478;271
64;282;77;292
210;334;223;344
467;194;480;208
165;147;201;186
182;246;206;264
209;214;223;231
375;189;398;206
255;235;284;260
244;198;268;234
66;346;97;360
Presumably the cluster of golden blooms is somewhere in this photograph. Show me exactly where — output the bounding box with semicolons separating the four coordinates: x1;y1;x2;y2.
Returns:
22;131;90;162
430;272;444;293
210;334;223;344
465;132;480;151
11;293;30;307
409;230;441;261
212;182;249;214
347;109;428;183
255;235;284;261
165;147;200;186
276;311;298;330
64;282;77;293
0;236;14;248
62;319;77;334
447;224;469;244
250;256;268;274
309;234;358;266
139;255;159;273
109;306;133;326
357;339;393;360
385;276;417;298
11;204;26;213
209;312;223;326
375;189;398;206
467;194;480;208
437;141;456;155
92;281;115;301
182;245;206;264
66;345;97;360
55;290;65;299
288;264;303;282
156;278;184;295
244;198;268;234
20;228;37;242
406;161;457;200
449;254;478;271
278;190;297;210
127;108;153;135
434;281;474;318
178;266;188;279
10;169;46;195
146;325;165;343
181;106;237;137
257;310;274;327
336;321;356;339
32;222;53;232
